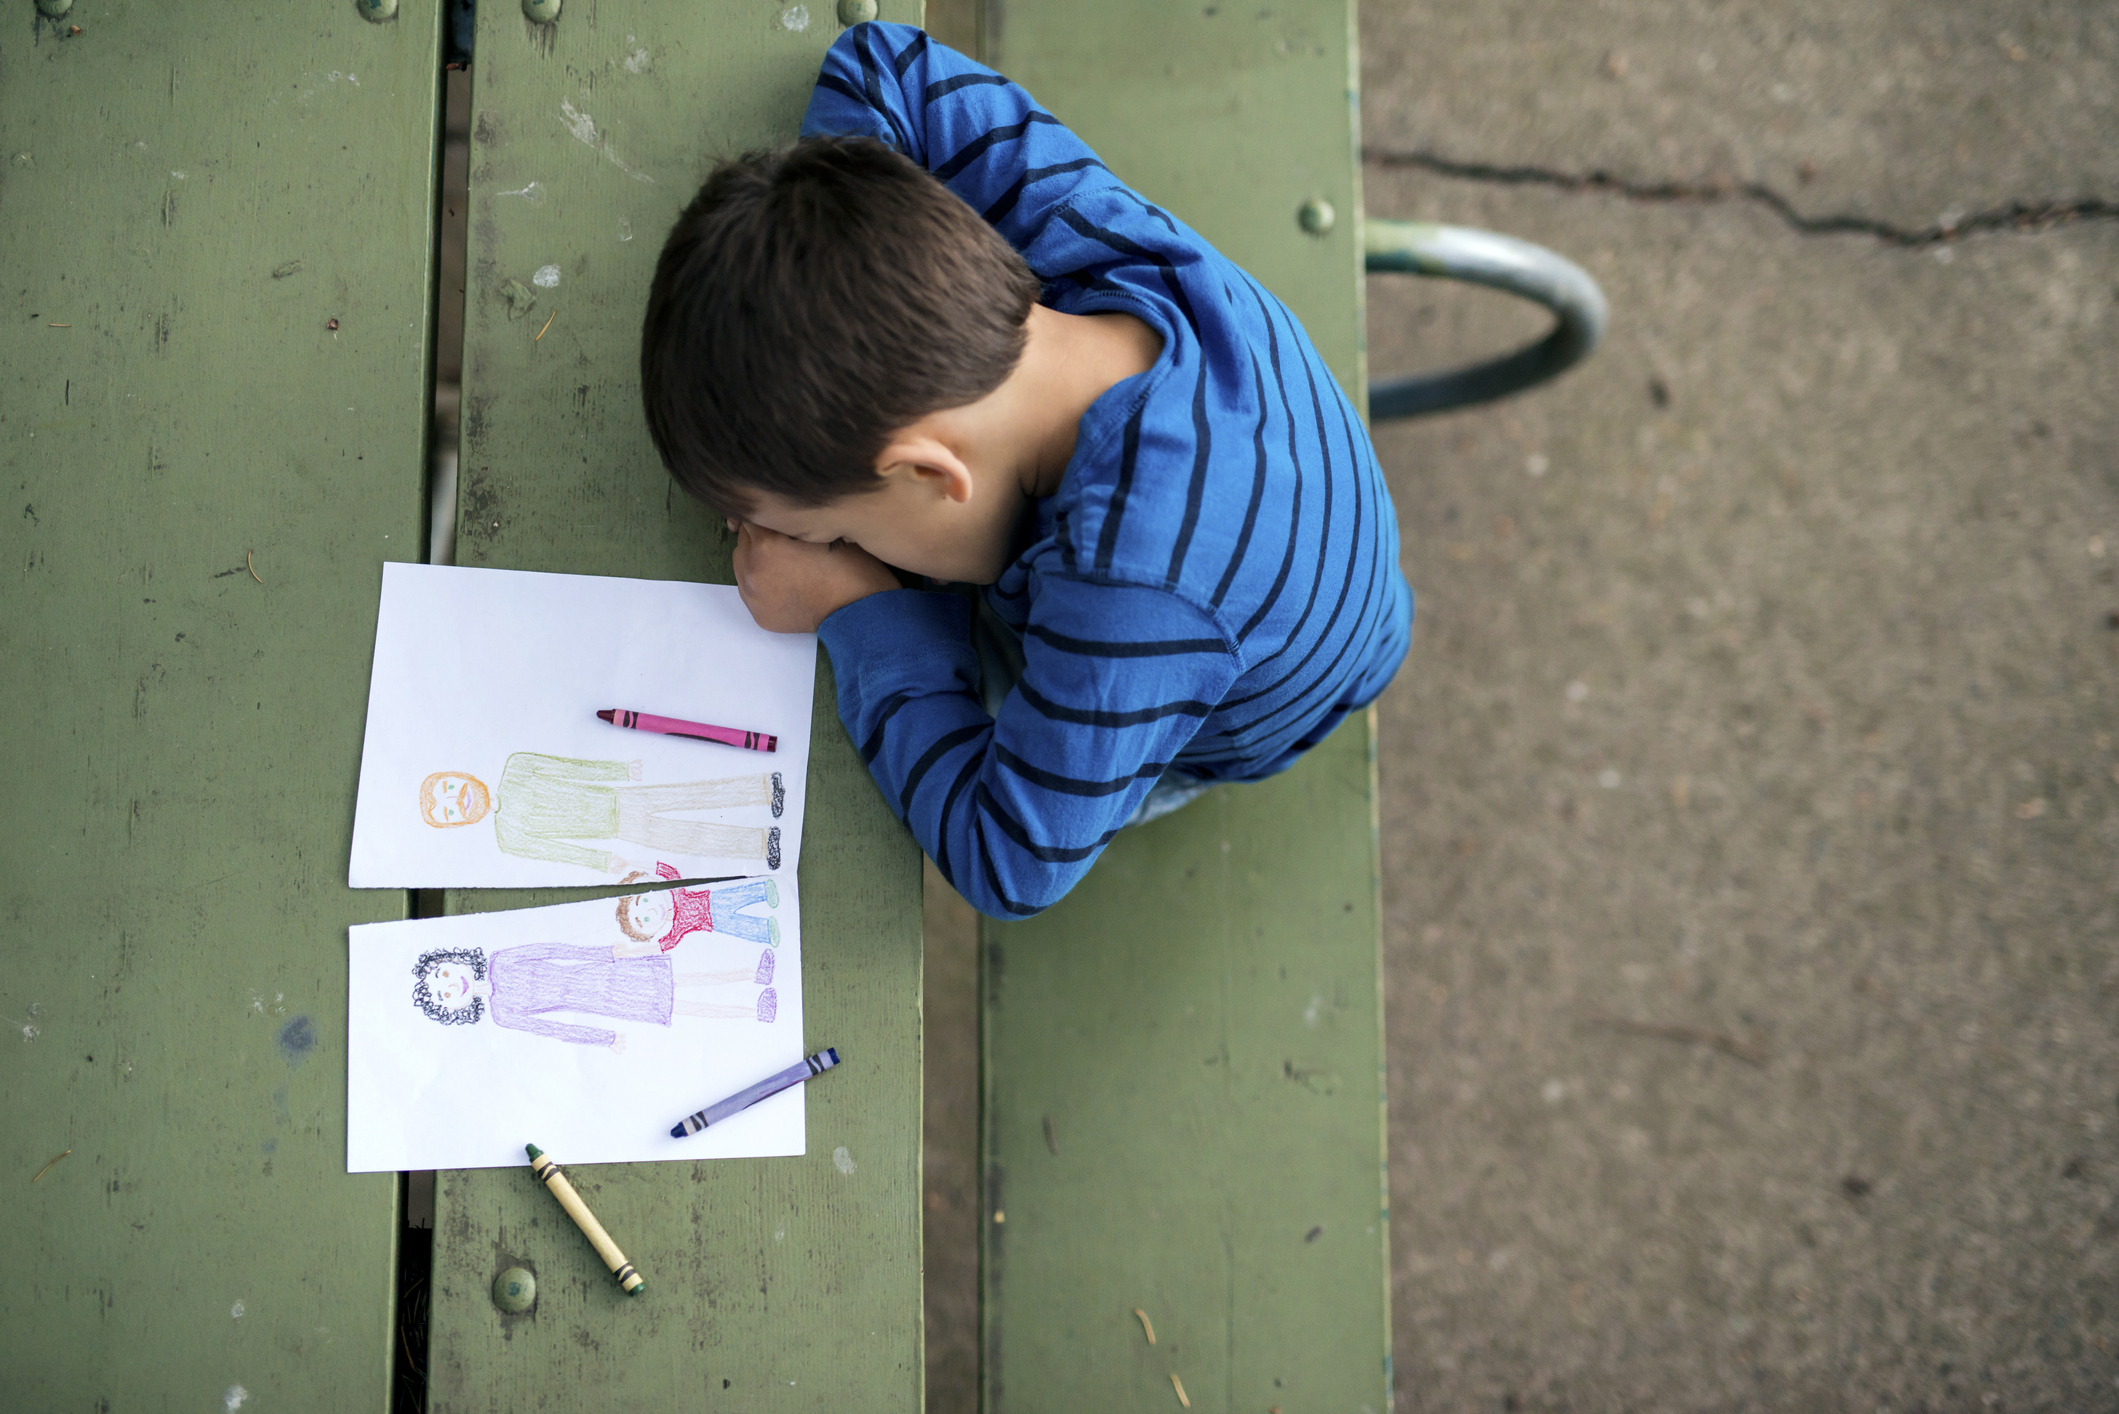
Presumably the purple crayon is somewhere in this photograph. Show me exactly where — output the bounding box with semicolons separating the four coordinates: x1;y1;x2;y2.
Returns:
670;1048;840;1138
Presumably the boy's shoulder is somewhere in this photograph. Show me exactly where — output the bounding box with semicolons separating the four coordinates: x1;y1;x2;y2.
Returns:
1020;254;1338;620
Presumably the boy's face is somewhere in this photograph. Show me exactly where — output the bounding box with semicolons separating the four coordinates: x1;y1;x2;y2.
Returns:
743;469;1016;586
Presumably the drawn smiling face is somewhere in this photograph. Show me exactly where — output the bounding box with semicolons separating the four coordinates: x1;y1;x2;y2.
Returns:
412;947;487;1026
616;887;674;943
419;771;492;827
427;962;481;1011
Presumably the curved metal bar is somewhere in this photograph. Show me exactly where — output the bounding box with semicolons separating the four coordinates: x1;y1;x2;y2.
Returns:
1365;219;1609;420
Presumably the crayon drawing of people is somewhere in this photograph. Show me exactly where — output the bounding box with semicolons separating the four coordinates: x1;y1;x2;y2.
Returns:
612;865;781;958
418;755;785;877
413;943;777;1051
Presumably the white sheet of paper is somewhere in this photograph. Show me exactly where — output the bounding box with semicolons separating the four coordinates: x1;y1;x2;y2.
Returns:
346;881;806;1172
349;562;815;889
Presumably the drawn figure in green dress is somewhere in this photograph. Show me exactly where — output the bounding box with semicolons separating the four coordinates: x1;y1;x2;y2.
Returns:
418;754;785;876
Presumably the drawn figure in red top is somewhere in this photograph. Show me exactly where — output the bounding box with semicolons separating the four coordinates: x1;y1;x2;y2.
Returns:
612;865;782;956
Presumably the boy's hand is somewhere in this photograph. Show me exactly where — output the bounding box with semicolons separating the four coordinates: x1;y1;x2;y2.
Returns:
730;520;898;633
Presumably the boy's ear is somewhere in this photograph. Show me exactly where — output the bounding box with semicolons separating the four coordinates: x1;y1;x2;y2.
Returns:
874;434;975;505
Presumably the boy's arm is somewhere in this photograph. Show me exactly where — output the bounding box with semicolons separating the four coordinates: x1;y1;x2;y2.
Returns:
818;578;1240;919
801;22;1119;253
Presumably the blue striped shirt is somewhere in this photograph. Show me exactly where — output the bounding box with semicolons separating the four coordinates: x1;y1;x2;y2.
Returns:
804;24;1413;918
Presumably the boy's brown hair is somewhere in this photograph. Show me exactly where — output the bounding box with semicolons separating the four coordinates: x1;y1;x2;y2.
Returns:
640;138;1043;514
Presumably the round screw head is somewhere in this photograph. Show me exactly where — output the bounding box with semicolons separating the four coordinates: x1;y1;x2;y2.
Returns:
522;0;561;19
1297;198;1336;235
36;0;74;16
492;1267;536;1313
353;0;397;21
838;0;878;23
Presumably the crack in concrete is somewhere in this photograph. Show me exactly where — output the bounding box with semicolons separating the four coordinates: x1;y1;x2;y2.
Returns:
1366;148;2119;247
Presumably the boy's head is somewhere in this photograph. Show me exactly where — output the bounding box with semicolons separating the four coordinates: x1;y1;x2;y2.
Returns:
640;137;1043;518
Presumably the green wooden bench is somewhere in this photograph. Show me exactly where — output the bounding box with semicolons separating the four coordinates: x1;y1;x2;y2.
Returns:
970;6;1393;1410
420;1;930;1409
4;2;926;1408
3;4;443;1406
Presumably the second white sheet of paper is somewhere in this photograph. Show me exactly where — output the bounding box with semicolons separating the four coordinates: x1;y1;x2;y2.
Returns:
349;563;817;889
346;881;806;1171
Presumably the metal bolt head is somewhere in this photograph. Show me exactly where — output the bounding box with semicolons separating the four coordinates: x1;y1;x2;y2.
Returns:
492;1267;536;1313
353;0;396;21
837;0;879;23
522;0;562;21
35;0;73;17
1297;198;1336;236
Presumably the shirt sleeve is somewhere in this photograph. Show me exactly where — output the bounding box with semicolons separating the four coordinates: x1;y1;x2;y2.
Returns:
489;945;621;1045
818;581;1241;919
490;1011;615;1048
541;755;633;783
492;810;616;874
495;942;609;965
800;22;1123;258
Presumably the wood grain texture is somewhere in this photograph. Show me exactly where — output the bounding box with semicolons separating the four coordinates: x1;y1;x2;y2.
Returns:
426;4;927;1409
982;722;1390;1414
0;2;444;1407
979;4;1392;1411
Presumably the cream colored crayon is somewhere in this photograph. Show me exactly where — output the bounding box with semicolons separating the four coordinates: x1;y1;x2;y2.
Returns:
525;1144;646;1296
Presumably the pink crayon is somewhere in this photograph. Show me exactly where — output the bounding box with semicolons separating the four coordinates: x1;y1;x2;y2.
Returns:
596;708;777;754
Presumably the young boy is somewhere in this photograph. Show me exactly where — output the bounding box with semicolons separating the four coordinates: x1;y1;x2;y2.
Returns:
640;23;1412;920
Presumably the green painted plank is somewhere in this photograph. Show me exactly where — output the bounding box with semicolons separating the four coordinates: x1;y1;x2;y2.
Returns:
425;4;928;1409
982;723;1390;1414
979;4;1391;1411
0;3;444;1409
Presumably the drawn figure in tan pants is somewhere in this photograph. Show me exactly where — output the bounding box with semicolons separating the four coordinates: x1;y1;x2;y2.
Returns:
419;753;785;876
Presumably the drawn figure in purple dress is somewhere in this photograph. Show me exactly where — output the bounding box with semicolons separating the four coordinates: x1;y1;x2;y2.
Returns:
413;943;777;1051
611;864;782;958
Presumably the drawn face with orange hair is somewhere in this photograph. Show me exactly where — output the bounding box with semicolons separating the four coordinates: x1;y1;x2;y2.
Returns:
420;771;492;828
614;871;674;942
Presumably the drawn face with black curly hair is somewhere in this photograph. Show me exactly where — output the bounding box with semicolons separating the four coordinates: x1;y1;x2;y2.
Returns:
412;946;489;1025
